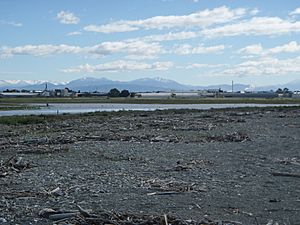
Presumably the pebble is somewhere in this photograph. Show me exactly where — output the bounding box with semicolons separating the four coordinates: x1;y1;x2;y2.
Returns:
0;218;7;223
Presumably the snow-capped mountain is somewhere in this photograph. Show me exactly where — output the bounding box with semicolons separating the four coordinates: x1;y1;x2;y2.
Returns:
129;77;192;90
0;80;65;88
0;77;299;92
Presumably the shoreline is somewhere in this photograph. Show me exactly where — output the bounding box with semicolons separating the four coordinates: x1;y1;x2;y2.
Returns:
0;103;300;117
1;97;300;105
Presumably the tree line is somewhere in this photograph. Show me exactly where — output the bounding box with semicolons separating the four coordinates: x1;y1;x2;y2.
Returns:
107;88;133;97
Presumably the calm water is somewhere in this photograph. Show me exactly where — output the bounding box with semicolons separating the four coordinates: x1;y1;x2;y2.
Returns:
0;103;298;117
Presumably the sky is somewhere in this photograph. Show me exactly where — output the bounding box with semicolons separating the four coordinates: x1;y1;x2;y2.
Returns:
0;0;300;86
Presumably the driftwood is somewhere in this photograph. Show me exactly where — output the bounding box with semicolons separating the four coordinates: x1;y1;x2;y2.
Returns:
39;206;243;225
141;178;202;193
0;191;46;199
0;155;30;177
147;191;185;196
48;212;78;221
272;172;300;178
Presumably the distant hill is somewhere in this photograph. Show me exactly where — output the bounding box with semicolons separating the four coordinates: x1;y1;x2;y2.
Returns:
1;77;300;92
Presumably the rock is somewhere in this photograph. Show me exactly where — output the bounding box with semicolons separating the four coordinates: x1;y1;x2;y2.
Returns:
0;217;7;223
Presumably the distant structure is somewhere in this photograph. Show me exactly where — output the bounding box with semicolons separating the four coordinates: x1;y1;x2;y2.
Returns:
40;88;75;97
292;91;300;99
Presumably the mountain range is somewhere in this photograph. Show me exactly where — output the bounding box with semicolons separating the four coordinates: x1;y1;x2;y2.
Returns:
0;77;300;92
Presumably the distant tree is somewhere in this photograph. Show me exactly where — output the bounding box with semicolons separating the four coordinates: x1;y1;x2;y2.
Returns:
130;92;136;98
283;87;292;97
120;89;130;97
108;88;120;97
283;87;289;93
275;88;283;94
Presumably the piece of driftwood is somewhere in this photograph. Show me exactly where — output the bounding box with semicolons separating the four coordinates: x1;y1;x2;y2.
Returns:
76;205;93;218
0;191;45;198
147;191;184;196
141;178;200;193
163;214;168;225
3;154;17;166
48;212;78;221
0;155;30;175
0;172;8;177
272;172;300;178
48;187;61;196
40;206;241;225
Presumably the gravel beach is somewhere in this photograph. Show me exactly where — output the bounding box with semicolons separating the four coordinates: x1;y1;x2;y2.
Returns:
0;107;299;225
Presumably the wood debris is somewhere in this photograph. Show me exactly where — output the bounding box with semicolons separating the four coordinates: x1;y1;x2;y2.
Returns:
0;155;30;177
39;206;242;225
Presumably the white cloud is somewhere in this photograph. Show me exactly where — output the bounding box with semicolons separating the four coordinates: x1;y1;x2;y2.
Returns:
83;6;247;33
206;56;300;77
174;44;225;55
57;11;80;24
202;17;300;38
238;41;300;56
62;60;173;73
84;23;138;33
249;8;259;16
87;41;164;57
0;41;164;58
290;7;300;16
268;41;300;54
131;31;199;42
238;44;263;55
1;44;82;58
1;41;225;59
186;63;227;69
67;31;82;36
0;20;22;27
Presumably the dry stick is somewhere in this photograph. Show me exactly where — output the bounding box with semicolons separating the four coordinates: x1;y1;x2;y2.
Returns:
76;205;92;217
195;204;201;209
3;154;17;165
0;191;45;197
222;221;242;225
85;217;118;225
272;172;300;178
164;214;168;225
255;217;259;225
48;212;78;221
147;191;183;196
50;217;71;224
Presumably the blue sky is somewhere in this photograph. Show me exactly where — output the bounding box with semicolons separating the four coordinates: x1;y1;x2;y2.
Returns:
0;0;300;86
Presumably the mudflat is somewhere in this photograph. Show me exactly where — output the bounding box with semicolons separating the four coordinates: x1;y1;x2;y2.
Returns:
0;107;299;225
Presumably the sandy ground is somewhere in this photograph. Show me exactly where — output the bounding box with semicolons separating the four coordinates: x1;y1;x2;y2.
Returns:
0;107;299;225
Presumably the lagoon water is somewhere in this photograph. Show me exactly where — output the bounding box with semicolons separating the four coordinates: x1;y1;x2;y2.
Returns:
0;103;298;117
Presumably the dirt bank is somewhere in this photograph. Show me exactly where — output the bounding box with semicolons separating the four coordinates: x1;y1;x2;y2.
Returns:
0;107;299;224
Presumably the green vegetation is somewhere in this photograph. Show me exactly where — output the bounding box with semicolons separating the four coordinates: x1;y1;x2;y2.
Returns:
107;88;121;97
0;104;40;111
0;115;46;125
107;88;130;97
119;89;130;97
1;97;300;104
